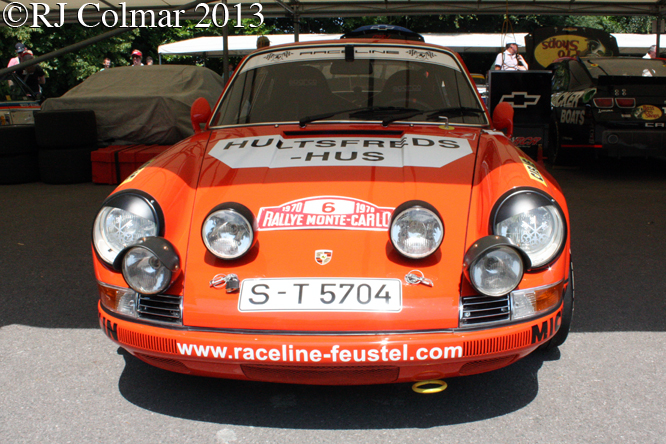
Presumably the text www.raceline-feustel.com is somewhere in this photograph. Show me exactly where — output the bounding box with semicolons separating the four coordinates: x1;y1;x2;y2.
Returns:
176;343;464;363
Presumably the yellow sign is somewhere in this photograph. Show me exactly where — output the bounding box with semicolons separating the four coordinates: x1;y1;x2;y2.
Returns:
534;35;608;68
633;105;662;121
519;156;547;186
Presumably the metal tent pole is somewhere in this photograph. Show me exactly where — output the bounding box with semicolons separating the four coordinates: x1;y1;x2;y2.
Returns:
223;0;230;83
656;15;664;57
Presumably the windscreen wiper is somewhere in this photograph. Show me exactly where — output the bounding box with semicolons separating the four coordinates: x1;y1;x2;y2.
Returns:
381;106;485;126
299;106;421;127
298;107;359;127
424;107;485;120
379;109;427;126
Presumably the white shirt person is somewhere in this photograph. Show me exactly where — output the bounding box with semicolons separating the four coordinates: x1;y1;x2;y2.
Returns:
494;42;528;71
643;45;657;59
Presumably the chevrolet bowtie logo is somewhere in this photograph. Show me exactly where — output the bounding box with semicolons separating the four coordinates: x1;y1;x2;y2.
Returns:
370;25;397;30
499;92;541;108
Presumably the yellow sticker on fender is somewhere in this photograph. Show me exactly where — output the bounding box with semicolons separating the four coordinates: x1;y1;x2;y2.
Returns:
121;159;154;185
520;156;547;186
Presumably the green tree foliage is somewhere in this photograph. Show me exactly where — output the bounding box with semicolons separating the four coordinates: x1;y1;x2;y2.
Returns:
0;13;656;98
2;25;137;97
1;17;271;98
564;15;650;33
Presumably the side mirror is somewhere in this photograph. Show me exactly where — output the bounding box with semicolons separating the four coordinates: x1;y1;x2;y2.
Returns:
492;102;514;138
191;97;212;133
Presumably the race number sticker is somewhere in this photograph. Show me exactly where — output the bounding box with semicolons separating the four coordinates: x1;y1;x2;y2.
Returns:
257;196;393;231
519;156;547;186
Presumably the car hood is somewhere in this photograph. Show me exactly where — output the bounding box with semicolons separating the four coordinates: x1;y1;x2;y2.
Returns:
182;124;482;332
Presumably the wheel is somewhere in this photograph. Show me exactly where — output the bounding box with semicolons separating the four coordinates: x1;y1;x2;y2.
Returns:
0;153;39;184
542;261;574;350
0;126;38;156
34;109;97;149
38;147;94;184
545;116;562;165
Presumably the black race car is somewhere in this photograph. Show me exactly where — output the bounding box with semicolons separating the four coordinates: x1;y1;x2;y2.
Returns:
548;56;666;162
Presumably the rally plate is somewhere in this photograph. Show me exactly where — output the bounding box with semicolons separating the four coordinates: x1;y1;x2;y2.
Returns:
239;278;402;312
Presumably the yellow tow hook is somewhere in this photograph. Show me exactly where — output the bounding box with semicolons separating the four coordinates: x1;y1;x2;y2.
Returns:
411;379;448;394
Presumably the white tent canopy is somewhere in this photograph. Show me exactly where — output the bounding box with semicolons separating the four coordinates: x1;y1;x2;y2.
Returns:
158;34;342;57
158;33;666;58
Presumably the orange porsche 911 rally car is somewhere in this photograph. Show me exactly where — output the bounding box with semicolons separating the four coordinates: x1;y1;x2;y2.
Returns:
93;26;573;386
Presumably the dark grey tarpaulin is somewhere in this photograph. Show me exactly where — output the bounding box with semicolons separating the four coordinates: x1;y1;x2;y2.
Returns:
40;65;225;145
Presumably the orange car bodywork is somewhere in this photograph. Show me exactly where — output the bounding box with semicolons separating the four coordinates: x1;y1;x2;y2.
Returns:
95;38;571;385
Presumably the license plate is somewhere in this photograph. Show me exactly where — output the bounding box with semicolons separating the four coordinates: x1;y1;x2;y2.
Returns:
238;278;402;312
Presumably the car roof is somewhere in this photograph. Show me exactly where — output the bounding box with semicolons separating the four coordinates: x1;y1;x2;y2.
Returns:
251;37;454;52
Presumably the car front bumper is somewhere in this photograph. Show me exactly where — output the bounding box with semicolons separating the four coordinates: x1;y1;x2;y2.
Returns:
99;302;563;385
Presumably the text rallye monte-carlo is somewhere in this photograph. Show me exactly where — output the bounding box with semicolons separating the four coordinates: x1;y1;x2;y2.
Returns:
93;26;573;386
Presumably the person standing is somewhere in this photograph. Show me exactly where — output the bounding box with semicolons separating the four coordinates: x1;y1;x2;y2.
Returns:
256;36;270;49
7;43;27;68
494;42;528;71
643;45;657;59
101;57;111;70
131;49;143;66
18;51;46;96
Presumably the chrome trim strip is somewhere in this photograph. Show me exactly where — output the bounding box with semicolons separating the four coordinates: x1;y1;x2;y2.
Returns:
209;120;488;131
100;303;560;336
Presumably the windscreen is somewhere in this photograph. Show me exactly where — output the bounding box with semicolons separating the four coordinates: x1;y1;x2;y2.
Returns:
213;45;487;127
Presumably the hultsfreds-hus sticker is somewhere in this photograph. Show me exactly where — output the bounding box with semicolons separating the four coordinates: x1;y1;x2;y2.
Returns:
208;134;473;169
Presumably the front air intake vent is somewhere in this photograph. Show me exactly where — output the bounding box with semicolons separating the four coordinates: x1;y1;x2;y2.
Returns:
242;365;400;385
135;353;190;373
459;355;517;376
137;294;182;325
460;294;510;327
117;328;178;354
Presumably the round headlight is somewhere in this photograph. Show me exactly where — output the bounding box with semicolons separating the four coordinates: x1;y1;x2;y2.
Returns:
92;191;163;266
122;246;172;295
202;204;255;259
390;201;444;259
94;207;157;265
469;245;524;296
492;189;566;269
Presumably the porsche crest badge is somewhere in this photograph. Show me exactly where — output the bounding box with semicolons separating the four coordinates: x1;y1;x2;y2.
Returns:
315;250;332;265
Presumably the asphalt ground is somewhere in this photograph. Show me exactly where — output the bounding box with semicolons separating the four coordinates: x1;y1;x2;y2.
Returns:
1;155;665;444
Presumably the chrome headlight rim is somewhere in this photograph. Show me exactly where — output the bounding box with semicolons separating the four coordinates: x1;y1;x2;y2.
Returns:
201;202;256;260
464;235;530;297
490;187;567;271
115;237;180;294
92;190;164;267
389;200;445;259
